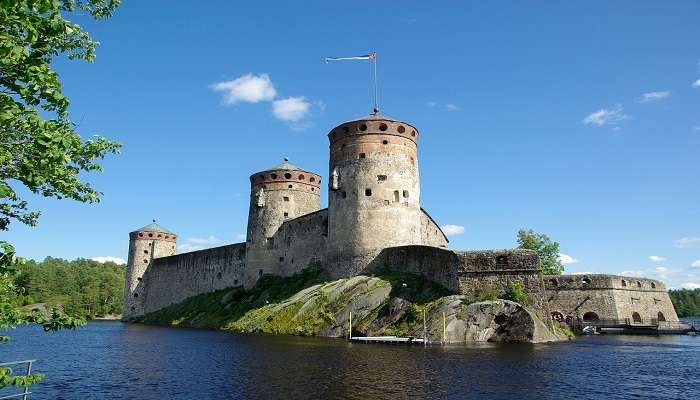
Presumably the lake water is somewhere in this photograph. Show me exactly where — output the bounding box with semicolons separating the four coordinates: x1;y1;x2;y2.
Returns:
1;319;699;399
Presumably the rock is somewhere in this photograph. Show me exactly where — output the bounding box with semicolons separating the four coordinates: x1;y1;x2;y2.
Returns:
365;297;413;336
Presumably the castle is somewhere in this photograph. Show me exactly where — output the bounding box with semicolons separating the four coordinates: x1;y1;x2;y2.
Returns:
123;113;681;331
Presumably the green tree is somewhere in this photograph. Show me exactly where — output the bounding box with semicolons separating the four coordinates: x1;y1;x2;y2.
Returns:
517;229;564;275
1;0;122;390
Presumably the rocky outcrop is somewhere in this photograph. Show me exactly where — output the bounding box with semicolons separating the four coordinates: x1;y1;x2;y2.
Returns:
141;270;563;343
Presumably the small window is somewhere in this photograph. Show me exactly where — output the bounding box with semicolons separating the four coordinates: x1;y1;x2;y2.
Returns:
394;190;400;202
137;277;142;281
365;189;372;196
310;177;315;182
279;257;284;262
581;278;591;285
298;174;305;180
342;191;347;198
131;306;136;311
379;123;388;131
621;279;627;287
377;175;387;182
258;269;263;277
288;184;293;188
382;139;388;145
548;278;558;286
217;272;222;279
138;233;143;237
234;279;239;285
283;212;288;217
403;190;409;198
266;237;274;249
397;125;405;133
311;188;315;192
284;173;292;179
359;123;367;131
384;200;390;205
637;281;642;288
271;173;277;179
651;282;656;289
283;197;290;202
143;250;148;254
359;153;366;159
133;293;139;298
148;233;153;238
343;126;350;133
411;130;416;137
341;143;347;148
143;259;148;264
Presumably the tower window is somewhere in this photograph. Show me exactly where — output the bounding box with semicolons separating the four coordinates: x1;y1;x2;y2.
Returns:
143;250;148;254
394;190;400;202
382;140;388;145
342;191;347;198
148;233;153;238
359;123;367;131
137;277;142;281
131;306;135;311
279;257;284;262
271;173;277;179
143;259;148;264
365;189;372;196
234;279;239;285
403;190;409;198
397;125;405;133
288;184;293;188
310;177;315;182
133;293;139;298
283;197;289;202
379;123;388;131
377;175;387;182
284;173;292;179
258;269;263;277
266;237;274;249
311;188;315;192
359;153;366;159
343;126;350;133
342;143;347;148
284;212;289;217
298;174;305;180
411;130;416;136
217;272;222;279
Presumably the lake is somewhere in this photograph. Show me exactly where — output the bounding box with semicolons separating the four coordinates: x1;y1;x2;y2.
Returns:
1;319;699;399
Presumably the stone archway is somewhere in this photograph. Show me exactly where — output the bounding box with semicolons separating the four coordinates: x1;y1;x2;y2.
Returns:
582;312;599;322
632;312;642;323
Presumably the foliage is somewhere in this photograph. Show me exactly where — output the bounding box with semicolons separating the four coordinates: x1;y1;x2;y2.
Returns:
505;281;527;304
13;256;125;319
669;289;700;317
0;367;44;388
1;0;122;231
517;229;564;275
465;284;499;304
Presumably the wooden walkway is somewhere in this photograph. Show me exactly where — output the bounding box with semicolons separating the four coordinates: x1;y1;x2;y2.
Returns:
350;336;426;345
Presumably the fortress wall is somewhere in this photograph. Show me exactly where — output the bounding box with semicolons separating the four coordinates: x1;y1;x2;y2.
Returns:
142;243;246;314
368;246;548;313
419;208;449;248
544;275;679;323
456;249;548;312
275;209;328;277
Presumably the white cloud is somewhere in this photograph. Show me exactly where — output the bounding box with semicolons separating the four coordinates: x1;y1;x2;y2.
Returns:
569;271;595;275
649;255;666;262
558;253;580;265
691;260;700;268
620;270;646;278
90;256;126;265
178;236;222;254
441;224;465;236
692;79;700;89
211;73;277;105
682;282;700;289
582;104;628;127
675;237;700;248
638;91;671;103
272;96;311;122
446;103;459;111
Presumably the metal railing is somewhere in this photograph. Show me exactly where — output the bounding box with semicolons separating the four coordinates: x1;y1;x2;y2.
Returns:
0;360;35;400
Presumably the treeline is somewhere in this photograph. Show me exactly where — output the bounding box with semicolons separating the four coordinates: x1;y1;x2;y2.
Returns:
13;257;125;319
669;289;700;317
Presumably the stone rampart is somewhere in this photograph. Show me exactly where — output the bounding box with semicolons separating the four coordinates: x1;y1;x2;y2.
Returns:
274;208;328;276
142;243;246;314
544;274;679;323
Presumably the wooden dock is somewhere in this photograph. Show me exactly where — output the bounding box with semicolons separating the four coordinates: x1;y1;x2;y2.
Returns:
350;336;426;345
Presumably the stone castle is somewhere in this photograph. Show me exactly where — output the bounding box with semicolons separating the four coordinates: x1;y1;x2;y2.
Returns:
123;112;681;329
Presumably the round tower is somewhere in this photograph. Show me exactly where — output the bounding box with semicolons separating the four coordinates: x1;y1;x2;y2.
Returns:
244;159;322;287
327;113;422;277
122;221;177;320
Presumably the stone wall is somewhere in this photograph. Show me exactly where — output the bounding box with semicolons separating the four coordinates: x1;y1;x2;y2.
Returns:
368;246;548;314
274;208;328;276
142;243;246;314
544;274;679;323
419;208;449;248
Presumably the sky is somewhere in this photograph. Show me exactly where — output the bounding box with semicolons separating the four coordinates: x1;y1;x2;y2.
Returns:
5;1;700;289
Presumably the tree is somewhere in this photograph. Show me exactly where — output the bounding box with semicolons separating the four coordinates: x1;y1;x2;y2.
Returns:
517;229;564;275
1;0;122;390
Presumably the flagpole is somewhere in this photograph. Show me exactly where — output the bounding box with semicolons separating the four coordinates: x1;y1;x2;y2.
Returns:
373;54;379;114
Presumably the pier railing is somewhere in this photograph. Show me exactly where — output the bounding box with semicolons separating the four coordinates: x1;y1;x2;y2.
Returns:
0;360;35;400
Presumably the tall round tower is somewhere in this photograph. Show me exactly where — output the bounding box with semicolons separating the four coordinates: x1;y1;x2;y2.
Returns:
327;113;422;277
244;159;322;287
122;221;177;320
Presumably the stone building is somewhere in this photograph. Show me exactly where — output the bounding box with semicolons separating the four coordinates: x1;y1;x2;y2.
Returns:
122;113;681;326
544;274;679;325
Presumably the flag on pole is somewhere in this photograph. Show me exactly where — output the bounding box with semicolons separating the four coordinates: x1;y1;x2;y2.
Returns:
325;52;376;63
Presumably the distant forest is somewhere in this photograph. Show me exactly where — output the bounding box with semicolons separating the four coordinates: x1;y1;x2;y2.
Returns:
669;289;700;317
13;257;125;319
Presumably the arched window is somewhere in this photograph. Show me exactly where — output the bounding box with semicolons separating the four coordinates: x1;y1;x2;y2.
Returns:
651;282;656;289
657;312;666;322
636;281;642;288
581;277;591;286
548;278;558;286
621;279;627;287
582;312;599;322
632;312;642;323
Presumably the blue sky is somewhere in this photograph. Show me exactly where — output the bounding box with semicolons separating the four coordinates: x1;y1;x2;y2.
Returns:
6;1;700;288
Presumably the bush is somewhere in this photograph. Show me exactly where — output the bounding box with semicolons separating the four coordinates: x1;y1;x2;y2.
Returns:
506;281;527;304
